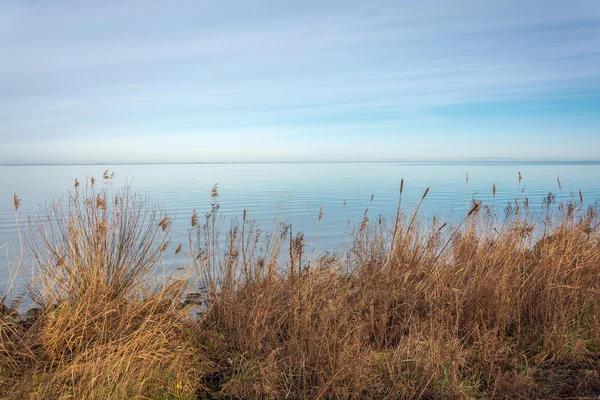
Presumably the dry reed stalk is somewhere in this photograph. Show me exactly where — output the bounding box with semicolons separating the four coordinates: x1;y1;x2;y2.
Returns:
466;172;469;214
557;176;562;191
386;179;404;267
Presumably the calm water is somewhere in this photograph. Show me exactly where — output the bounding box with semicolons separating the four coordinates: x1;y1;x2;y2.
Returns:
1;162;599;293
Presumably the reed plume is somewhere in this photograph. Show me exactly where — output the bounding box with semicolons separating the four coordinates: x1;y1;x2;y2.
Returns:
13;194;20;211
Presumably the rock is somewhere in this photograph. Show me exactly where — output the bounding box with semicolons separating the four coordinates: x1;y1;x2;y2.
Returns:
19;307;42;324
183;293;203;306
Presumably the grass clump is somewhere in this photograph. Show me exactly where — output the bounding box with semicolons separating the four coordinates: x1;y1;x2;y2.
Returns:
1;176;206;399
2;174;600;399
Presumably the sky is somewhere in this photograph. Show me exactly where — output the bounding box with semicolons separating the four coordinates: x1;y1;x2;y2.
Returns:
1;0;599;163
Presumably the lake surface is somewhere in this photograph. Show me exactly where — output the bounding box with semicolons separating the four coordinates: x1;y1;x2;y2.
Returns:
1;162;599;293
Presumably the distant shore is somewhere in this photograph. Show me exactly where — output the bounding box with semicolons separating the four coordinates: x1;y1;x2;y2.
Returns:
3;159;600;167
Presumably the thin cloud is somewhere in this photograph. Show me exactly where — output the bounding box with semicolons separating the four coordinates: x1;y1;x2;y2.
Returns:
1;0;599;162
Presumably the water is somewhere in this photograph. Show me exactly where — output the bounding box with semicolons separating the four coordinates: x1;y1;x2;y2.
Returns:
1;162;599;293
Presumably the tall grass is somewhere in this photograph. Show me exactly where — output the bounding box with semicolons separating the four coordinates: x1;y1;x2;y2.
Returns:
1;176;205;399
2;175;600;399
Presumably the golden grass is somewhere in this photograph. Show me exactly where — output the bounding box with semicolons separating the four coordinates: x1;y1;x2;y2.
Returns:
1;175;600;399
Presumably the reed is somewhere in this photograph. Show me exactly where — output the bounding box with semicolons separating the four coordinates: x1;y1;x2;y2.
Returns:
2;176;600;399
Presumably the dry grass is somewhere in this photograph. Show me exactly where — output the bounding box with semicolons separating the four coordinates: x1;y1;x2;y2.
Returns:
1;176;206;399
2;175;600;399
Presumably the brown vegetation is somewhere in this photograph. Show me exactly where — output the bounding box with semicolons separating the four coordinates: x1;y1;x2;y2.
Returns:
2;174;600;399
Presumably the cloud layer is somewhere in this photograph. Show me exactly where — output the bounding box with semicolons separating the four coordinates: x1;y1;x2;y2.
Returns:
1;0;599;162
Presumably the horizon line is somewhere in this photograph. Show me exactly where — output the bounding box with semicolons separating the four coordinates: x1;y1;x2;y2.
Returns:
2;160;600;167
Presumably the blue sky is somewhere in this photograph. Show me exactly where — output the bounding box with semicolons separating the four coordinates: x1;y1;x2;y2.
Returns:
1;0;599;163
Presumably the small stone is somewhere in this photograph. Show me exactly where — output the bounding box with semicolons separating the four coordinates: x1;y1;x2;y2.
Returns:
183;293;203;306
19;307;42;324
